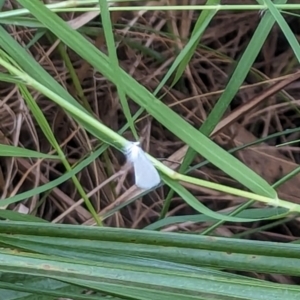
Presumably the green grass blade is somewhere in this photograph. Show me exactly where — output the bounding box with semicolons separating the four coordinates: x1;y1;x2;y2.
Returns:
0;210;47;222
162;175;282;222
98;0;138;140
0;146;104;207
145;207;288;230
0;145;58;159
1;223;300;299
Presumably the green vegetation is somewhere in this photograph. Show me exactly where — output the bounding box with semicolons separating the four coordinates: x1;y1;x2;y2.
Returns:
0;0;300;299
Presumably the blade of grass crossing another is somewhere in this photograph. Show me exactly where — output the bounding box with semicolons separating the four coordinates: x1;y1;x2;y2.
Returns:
161;176;284;223
97;0;138;140
262;0;300;62
14;0;278;200
161;0;287;218
195;0;290;232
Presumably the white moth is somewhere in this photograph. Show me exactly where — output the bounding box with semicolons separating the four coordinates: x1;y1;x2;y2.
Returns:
125;142;160;190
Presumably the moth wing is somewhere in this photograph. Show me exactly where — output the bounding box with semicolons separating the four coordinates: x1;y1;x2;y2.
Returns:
133;148;160;190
